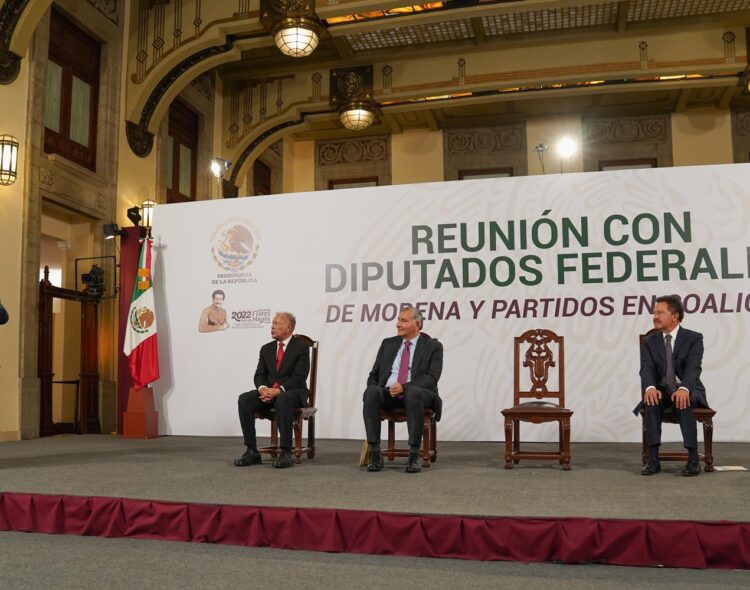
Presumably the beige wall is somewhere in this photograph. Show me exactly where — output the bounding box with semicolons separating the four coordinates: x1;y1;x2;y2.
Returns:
392;130;443;185
282;137;314;193
0;58;29;441
526;116;584;176
672;109;733;167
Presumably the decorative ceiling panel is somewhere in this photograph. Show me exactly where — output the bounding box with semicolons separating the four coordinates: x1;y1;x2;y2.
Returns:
344;20;474;51
628;0;750;22
482;4;620;36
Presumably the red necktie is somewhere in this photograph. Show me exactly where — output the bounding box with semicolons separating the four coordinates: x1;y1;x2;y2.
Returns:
397;341;411;384
272;342;285;388
276;341;285;370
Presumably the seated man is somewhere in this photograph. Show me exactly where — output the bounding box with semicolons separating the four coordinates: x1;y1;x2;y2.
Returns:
636;294;708;477
362;307;443;474
235;311;310;469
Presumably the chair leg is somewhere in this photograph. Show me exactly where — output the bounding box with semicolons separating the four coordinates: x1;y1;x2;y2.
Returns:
270;416;279;457
421;416;431;467
561;418;572;470
513;420;520;464
430;420;437;463
307;416;316;459
504;417;513;469
641;414;648;465
387;420;396;461
703;418;714;472
293;416;303;464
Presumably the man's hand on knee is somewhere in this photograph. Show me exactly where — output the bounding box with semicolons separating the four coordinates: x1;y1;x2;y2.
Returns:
644;387;661;406
389;383;404;398
671;389;690;410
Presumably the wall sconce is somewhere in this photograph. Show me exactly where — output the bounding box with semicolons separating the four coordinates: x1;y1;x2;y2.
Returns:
330;66;380;131
261;0;323;58
0;134;19;186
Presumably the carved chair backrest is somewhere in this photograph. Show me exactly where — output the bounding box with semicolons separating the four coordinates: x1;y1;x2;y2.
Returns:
513;329;564;406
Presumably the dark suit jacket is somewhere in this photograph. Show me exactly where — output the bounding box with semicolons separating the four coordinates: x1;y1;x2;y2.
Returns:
367;333;444;420
0;302;7;325
634;326;707;414
254;335;310;394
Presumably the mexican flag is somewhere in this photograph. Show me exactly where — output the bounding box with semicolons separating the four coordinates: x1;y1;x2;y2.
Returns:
123;238;159;389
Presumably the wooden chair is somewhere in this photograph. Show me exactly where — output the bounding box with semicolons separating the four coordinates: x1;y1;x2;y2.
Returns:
639;329;716;472
379;409;437;467
501;329;573;470
256;334;319;464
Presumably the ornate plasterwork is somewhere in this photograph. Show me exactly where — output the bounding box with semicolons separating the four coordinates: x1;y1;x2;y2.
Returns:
446;128;523;154
584;116;668;144
318;137;388;166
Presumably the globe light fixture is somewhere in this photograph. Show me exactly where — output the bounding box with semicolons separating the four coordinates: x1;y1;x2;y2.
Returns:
339;102;377;131
272;17;321;58
261;1;323;59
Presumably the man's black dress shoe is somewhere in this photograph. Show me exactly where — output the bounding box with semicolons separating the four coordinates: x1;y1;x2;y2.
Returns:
405;451;422;474
681;458;701;477
640;459;661;475
367;450;384;472
273;450;294;468
234;449;262;467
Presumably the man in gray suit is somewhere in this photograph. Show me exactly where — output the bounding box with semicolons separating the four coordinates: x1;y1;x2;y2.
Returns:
362;307;443;473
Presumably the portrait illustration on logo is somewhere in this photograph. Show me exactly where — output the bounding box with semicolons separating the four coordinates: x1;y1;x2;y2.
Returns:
198;289;230;333
211;221;260;272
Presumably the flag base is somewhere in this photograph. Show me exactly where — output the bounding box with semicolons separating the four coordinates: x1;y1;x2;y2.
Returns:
122;387;159;439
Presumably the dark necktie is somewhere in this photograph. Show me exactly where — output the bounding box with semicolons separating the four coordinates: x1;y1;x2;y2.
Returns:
397;341;411;384
665;334;677;394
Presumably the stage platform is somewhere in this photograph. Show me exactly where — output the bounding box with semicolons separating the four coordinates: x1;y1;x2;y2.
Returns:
1;436;749;570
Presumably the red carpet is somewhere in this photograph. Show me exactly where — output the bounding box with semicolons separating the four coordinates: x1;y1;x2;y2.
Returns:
1;492;747;569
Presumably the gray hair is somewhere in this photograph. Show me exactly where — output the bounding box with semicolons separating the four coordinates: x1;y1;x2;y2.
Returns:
403;306;423;329
275;311;296;330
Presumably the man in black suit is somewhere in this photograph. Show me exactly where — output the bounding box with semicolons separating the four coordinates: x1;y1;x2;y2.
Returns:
362;307;443;473
637;294;707;477
0;297;8;325
235;311;310;469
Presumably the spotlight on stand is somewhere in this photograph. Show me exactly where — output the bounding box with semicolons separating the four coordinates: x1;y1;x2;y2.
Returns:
211;158;231;178
534;143;548;174
556;137;578;173
103;223;123;240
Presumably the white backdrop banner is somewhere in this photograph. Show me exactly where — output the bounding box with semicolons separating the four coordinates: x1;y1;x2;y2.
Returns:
152;163;750;442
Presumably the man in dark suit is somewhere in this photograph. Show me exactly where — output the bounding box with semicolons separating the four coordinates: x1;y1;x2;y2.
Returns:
0;297;8;325
637;294;707;477
362;307;443;473
235;311;310;469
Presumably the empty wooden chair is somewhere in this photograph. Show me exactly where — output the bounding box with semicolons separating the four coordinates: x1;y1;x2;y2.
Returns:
501;329;573;470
